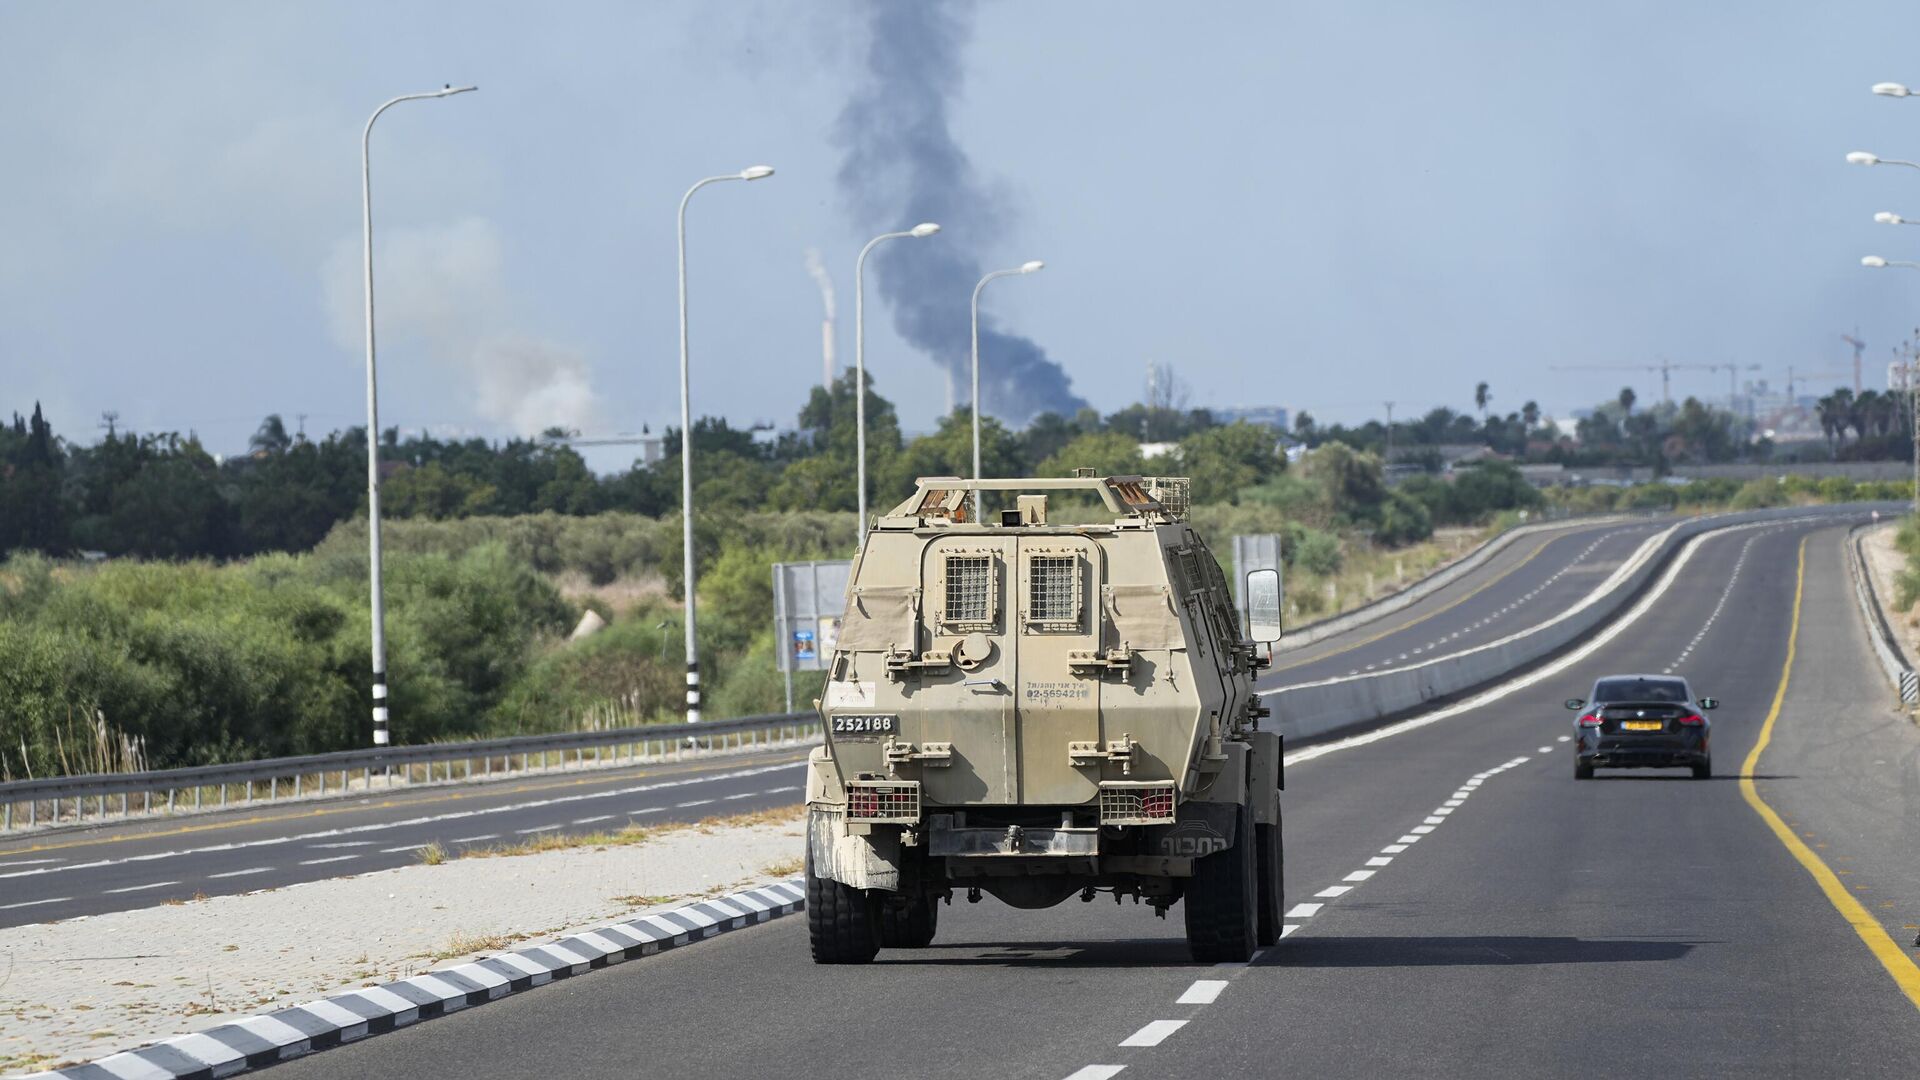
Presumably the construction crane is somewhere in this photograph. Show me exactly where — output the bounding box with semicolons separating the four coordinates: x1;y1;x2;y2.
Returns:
1549;358;1720;405
1841;330;1867;394
1700;362;1762;409
1780;366;1852;399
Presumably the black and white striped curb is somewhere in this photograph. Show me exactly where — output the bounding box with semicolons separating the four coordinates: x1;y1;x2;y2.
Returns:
21;879;805;1080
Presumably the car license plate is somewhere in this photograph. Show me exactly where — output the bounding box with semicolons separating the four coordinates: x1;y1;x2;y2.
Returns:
831;714;897;736
1621;720;1663;731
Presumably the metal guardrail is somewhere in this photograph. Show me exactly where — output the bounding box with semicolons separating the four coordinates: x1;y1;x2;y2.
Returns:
0;711;818;833
1845;522;1918;707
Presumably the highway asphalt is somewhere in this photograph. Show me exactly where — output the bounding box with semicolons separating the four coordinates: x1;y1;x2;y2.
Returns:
266;506;1920;1079
1261;516;1663;687
0;749;808;929
0;515;1645;929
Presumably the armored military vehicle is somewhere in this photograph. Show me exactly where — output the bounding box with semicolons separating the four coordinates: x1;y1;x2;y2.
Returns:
805;474;1285;963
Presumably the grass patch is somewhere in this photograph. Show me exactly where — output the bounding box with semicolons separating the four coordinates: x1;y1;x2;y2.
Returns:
416;842;446;866
762;856;803;877
460;825;653;859
423;929;526;962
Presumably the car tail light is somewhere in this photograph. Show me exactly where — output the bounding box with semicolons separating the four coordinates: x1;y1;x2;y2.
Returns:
1577;713;1602;727
1677;713;1705;726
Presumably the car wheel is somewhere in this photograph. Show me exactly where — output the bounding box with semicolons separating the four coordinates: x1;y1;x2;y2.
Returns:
1691;757;1711;780
1254;814;1284;947
806;843;878;964
1574;759;1594;780
1185;801;1257;963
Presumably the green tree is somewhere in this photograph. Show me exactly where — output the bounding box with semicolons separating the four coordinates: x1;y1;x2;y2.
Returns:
1174;421;1283;503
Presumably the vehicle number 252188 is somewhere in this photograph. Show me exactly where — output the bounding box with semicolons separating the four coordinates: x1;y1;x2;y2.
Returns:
831;714;898;736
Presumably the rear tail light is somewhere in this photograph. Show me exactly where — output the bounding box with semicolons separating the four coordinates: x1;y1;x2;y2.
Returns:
1677;713;1705;726
1577;713;1602;727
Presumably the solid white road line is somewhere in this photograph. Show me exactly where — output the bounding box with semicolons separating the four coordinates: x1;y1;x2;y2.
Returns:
207;866;274;879
1062;1067;1126;1080
0;858;62;868
0;896;71;910
1119;1020;1188;1047
1177;980;1229;1005
1285;903;1323;917
105;880;180;894
297;855;357;866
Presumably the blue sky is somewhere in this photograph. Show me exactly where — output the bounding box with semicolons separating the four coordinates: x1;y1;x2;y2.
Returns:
5;1;1920;457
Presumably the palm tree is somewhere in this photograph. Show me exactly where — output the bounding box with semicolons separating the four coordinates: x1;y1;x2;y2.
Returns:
1474;382;1491;421
1618;386;1637;417
1521;400;1541;430
248;414;291;456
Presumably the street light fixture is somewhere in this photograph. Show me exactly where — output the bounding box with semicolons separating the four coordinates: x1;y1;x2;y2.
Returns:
1875;211;1919;225
359;83;476;749
1849;150;1920;171
675;165;774;724
969;260;1045;483
852;222;941;539
1874;82;1913;97
1863;255;1920;269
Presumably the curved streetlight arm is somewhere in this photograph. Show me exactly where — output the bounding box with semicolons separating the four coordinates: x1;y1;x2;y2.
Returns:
969;266;1040;483
853;229;918;536
360;84;475;748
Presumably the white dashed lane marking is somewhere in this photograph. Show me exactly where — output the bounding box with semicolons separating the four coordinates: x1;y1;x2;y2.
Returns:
1177;980;1229;1005
1063;1067;1126;1080
571;815;615;825
105;880;180;894
1285;903;1323;917
297;855;357;866
0;896;71;910
1120;1020;1189;1047
207;866;273;879
1315;885;1352;898
0;858;62;868
514;825;561;835
451;834;498;844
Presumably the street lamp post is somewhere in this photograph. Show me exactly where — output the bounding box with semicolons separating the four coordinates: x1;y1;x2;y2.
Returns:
853;223;940;537
969;260;1044;482
1858;255;1920;507
1848;150;1920;172
675;165;774;724
360;84;475;749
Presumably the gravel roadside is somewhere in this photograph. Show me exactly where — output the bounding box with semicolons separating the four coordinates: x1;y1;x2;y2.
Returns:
0;809;804;1074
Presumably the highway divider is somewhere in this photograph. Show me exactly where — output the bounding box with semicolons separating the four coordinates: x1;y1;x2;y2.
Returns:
1265;503;1900;743
1845;521;1918;706
0;711;817;835
1277;512;1640;651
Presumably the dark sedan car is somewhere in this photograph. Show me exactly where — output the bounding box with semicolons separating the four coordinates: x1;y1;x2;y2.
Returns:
1564;674;1717;780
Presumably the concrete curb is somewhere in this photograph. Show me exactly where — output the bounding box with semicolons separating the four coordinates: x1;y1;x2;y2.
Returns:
1276;515;1634;651
18;879;806;1080
1845;522;1917;705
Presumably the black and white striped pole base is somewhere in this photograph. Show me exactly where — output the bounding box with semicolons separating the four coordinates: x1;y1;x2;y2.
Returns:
372;679;389;746
686;661;701;724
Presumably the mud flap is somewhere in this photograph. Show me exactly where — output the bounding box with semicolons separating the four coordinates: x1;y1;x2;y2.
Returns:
807;807;902;891
1154;801;1240;858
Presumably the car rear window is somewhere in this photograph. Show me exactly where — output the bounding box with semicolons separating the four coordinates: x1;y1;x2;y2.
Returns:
1592;678;1688;703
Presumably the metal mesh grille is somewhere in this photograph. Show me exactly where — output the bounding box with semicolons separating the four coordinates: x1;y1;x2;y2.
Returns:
1027;554;1080;631
943;555;995;630
1099;782;1177;825
1177;551;1208;596
846;781;920;823
1147;477;1191;520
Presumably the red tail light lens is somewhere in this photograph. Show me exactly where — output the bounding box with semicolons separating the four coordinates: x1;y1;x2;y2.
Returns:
1677;713;1705;726
1578;713;1602;727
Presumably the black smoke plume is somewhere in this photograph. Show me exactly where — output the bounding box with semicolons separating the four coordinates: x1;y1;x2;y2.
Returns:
834;0;1087;424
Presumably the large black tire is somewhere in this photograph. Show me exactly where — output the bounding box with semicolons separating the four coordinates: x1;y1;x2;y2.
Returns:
878;892;940;948
1255;816;1284;947
1692;757;1712;780
1185;802;1257;963
1574;759;1594;780
806;847;878;964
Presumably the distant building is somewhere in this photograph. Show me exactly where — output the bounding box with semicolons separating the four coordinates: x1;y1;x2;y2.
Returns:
1207;405;1290;432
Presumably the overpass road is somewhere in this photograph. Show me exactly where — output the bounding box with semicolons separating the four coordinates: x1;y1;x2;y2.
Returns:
266;511;1920;1079
0;517;1646;930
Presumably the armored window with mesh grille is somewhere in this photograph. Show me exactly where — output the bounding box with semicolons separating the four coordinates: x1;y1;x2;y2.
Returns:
1026;553;1081;631
942;554;996;631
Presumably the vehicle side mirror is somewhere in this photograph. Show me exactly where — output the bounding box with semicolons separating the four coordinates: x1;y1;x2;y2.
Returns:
1564;698;1585;710
1698;697;1718;710
1245;568;1283;645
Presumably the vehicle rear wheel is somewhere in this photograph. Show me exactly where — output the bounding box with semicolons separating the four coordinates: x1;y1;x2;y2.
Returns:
878;891;939;948
1254;815;1284;947
806;847;878;964
1691;757;1712;780
1185;802;1257;963
1574;759;1594;780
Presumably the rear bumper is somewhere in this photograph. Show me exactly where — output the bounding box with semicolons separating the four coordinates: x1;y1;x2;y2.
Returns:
1578;731;1707;767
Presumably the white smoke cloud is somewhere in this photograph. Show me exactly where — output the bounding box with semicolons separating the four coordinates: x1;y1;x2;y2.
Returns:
321;216;599;436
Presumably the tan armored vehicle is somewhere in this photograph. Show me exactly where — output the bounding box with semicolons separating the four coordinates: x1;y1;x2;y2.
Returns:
805;475;1285;963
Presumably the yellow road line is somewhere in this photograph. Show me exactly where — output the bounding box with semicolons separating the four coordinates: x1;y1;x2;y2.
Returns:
0;749;810;858
1269;526;1574;673
1740;535;1920;1012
